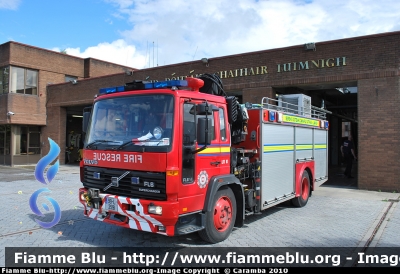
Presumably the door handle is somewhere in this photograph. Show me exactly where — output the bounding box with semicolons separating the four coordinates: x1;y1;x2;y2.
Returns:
210;161;221;166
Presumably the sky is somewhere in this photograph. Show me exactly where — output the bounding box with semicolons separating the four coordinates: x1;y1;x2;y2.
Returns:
1;0;400;69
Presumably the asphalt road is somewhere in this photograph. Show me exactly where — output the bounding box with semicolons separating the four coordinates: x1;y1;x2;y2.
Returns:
1;165;399;267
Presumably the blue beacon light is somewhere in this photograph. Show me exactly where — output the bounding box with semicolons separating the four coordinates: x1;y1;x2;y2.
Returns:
99;80;189;94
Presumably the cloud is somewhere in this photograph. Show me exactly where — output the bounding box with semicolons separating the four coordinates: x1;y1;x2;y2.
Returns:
57;0;400;69
52;40;146;68
113;0;400;66
0;0;21;10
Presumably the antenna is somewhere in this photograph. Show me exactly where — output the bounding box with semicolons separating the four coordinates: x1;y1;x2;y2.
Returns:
192;46;198;61
188;45;198;75
157;40;158;67
153;41;155;68
146;41;149;68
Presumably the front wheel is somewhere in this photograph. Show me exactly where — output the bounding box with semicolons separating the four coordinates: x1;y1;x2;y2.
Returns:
291;171;310;207
199;187;237;243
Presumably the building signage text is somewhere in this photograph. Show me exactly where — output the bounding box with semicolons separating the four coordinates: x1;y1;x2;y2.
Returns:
164;56;347;81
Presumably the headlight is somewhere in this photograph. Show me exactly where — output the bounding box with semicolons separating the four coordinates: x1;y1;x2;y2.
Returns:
148;204;163;215
80;192;87;201
153;126;163;140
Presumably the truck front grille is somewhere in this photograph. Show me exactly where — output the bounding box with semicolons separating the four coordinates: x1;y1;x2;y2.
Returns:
83;166;166;201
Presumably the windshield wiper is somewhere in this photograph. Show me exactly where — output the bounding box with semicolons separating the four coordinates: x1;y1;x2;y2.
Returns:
116;139;162;150
116;140;135;150
86;140;119;149
114;140;161;150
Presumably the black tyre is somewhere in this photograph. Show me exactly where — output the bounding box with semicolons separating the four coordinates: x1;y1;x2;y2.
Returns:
291;171;311;207
199;187;237;243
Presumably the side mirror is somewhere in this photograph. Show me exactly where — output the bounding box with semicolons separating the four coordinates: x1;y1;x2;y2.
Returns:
197;118;212;145
190;103;218;115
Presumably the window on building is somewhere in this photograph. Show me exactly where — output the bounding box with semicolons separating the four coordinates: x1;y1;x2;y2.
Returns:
0;125;11;155
28;127;41;154
26;69;38;95
0;67;10;94
15;126;41;155
9;66;38;95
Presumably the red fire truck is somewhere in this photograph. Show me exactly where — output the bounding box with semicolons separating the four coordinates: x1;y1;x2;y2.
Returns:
79;74;328;243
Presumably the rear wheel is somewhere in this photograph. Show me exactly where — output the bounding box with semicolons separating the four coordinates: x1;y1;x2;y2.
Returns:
199;187;236;243
292;171;310;207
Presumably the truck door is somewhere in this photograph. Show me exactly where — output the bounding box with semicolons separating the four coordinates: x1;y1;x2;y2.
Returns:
182;102;196;185
181;101;223;197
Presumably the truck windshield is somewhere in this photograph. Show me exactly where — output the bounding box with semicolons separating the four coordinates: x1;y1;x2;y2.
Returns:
85;94;174;152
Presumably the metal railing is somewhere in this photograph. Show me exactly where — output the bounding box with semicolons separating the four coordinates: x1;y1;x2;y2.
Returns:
261;97;327;119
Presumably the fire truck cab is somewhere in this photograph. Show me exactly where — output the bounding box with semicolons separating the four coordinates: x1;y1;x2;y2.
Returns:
79;75;328;243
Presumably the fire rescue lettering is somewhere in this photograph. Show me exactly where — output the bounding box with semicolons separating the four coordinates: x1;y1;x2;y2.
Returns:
92;152;142;163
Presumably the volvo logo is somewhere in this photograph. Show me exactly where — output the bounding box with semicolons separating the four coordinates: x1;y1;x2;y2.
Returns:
104;171;130;191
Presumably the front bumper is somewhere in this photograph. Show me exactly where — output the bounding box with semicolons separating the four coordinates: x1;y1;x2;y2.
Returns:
79;188;179;236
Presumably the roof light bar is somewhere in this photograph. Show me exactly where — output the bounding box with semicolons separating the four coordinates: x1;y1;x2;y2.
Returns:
98;79;190;95
99;86;125;94
145;80;188;89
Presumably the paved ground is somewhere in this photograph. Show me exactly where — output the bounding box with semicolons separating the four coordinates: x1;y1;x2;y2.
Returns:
0;164;399;267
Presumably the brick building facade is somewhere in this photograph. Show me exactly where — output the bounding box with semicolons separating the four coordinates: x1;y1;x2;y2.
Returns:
0;41;135;165
2;31;400;192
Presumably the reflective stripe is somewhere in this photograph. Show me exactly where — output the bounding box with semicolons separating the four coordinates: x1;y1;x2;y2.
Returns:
314;144;327;149
197;145;231;156
85;194;166;235
296;144;313;150
263;143;327;153
264;144;294;153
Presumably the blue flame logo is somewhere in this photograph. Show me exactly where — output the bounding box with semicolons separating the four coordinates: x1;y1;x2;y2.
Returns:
35;138;60;185
29;188;61;228
30;138;62;228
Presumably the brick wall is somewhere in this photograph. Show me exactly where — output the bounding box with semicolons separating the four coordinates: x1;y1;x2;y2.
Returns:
10;42;85;77
6;93;46;125
358;77;400;192
0;43;10;66
47;74;128;107
8;43;135;80
84;58;135;78
242;87;275;104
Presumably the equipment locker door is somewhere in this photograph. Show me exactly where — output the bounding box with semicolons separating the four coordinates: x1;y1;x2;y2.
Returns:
261;123;296;209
